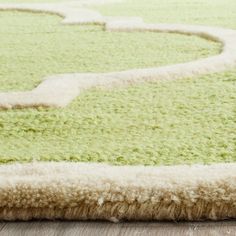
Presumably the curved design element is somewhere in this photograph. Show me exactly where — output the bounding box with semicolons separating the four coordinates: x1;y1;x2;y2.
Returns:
0;162;236;221
0;2;236;109
0;2;236;222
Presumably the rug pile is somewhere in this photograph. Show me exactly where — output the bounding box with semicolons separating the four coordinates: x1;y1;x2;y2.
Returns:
0;0;235;221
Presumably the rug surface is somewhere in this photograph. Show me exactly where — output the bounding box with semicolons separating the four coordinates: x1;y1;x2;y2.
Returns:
0;0;235;221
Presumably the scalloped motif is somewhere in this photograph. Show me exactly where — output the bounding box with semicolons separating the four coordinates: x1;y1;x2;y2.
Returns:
0;1;236;109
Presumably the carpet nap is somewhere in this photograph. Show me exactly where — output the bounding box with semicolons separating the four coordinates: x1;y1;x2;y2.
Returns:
0;0;235;222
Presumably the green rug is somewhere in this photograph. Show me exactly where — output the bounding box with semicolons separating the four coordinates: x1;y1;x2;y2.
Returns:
0;0;235;222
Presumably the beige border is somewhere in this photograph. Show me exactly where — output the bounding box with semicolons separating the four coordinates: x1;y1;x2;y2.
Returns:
0;162;235;221
0;2;236;109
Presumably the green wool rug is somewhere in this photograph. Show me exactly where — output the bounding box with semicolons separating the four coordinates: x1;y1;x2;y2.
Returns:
0;0;235;221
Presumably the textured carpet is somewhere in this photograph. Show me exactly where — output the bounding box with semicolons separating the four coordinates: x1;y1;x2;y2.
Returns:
0;0;235;221
0;11;219;92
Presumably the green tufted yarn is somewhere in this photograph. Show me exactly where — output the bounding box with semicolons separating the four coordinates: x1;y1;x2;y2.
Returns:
0;1;235;165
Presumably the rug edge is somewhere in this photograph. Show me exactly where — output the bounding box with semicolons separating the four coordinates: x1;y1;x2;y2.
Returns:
0;162;235;221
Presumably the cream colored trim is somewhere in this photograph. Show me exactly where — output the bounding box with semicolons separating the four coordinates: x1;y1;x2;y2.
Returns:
0;2;236;109
0;162;235;221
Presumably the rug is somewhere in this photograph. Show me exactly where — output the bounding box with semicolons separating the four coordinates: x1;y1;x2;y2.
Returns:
0;0;235;221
